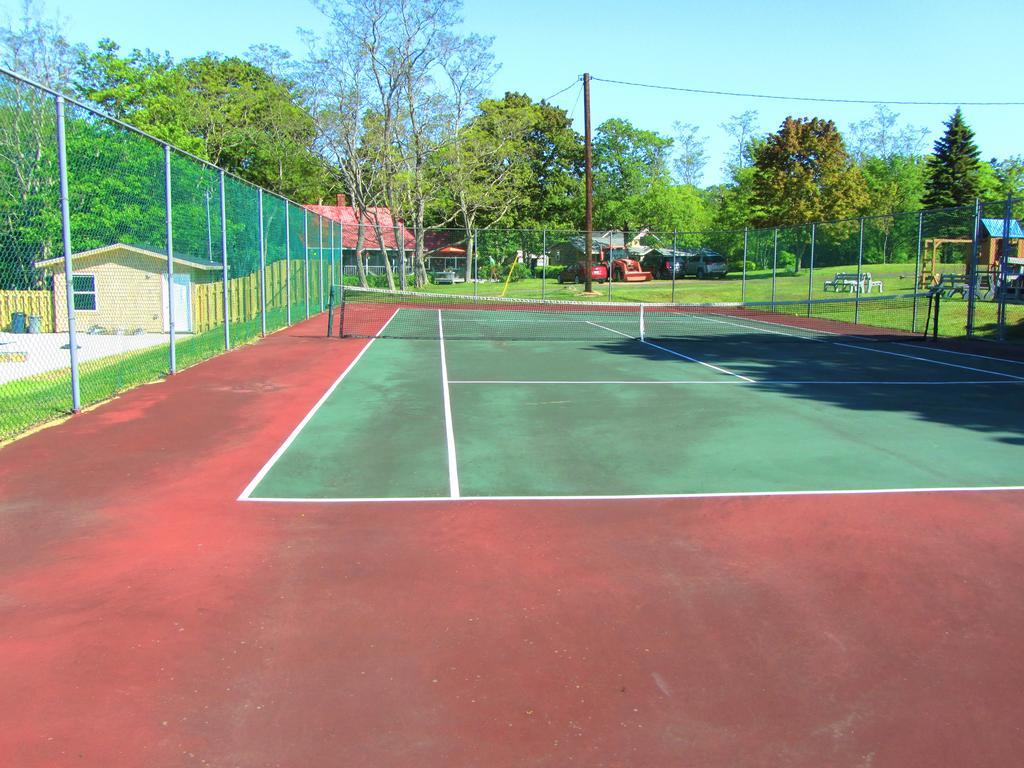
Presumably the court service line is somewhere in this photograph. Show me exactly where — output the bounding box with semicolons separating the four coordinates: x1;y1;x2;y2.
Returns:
238;308;401;501
892;342;1024;366
690;312;1024;381
438;310;461;499
241;484;1024;504
584;320;756;382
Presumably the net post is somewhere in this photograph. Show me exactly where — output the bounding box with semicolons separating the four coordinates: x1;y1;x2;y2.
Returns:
912;210;923;332
741;227;748;303
855;216;864;325
806;223;815;318
639;303;645;342
966;198;980;336
326;284;334;337
933;290;941;341
771;228;778;309
163;143;176;375
258;188;266;337
220;170;230;350
55;94;81;412
285;201;291;326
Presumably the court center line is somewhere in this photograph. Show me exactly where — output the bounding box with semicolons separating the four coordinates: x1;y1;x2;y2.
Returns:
237;308;401;501
681;311;1024;381
438;310;461;499
584;319;756;382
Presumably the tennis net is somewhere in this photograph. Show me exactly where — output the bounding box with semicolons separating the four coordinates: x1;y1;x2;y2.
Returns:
333;286;937;343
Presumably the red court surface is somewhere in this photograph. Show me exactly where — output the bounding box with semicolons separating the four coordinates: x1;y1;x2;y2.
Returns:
2;317;1024;767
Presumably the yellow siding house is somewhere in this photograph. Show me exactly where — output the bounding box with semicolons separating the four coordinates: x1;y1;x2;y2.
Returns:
36;244;222;334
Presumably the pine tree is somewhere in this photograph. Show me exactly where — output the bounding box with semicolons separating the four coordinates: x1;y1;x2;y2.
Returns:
923;108;981;208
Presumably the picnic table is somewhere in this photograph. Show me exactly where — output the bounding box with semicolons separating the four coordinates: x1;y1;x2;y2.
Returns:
823;272;883;294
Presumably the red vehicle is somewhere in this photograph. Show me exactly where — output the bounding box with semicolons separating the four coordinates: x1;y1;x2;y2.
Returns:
557;261;609;284
603;247;653;282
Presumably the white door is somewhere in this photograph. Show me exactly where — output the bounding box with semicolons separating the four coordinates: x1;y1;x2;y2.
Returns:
162;273;192;333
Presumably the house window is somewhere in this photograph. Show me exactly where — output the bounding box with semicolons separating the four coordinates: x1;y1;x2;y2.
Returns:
72;274;97;311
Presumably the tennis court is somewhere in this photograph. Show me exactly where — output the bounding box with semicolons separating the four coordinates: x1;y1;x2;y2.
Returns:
242;289;1024;501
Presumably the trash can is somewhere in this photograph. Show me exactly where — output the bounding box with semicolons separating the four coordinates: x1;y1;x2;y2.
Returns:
27;315;42;334
10;312;26;333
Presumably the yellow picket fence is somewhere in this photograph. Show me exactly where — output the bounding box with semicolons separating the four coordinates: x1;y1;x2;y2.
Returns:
191;259;327;334
0;290;54;332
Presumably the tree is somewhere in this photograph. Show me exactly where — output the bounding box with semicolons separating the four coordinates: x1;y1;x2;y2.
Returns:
922;108;981;209
671;121;707;187
75;43;331;201
0;0;82;89
751;116;867;228
847;105;927;163
720;110;759;177
987;155;1024;199
592;117;673;229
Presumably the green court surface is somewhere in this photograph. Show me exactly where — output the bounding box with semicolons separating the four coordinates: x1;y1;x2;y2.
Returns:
242;307;1024;501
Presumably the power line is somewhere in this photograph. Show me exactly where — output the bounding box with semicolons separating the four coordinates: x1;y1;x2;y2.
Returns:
543;78;581;103
589;75;1024;107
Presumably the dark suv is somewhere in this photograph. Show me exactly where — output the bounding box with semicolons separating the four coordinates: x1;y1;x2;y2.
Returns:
683;249;728;279
640;250;687;280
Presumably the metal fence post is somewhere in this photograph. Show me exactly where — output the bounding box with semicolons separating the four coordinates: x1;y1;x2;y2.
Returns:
741;227;748;303
998;195;1013;341
541;229;547;300
163;144;176;374
771;228;778;308
912;211;923;332
473;231;479;300
55;95;80;412
340;221;345;297
966;199;981;337
398;222;407;291
330;218;336;292
855;217;865;324
303;208;310;319
284;202;291;326
807;222;815;316
258;188;266;336
318;216;324;311
220;170;230;349
671;230;678;303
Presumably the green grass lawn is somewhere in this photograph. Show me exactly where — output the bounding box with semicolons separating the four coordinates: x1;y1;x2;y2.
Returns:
0;316;273;442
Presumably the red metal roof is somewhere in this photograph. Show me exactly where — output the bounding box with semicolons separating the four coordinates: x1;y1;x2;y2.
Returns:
304;197;415;251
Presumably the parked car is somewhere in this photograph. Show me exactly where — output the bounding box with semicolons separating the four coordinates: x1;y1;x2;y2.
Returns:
557;261;609;284
640;250;687;280
682;249;728;279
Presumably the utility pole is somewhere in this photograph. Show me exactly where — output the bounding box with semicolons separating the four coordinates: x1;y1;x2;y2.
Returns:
583;72;593;293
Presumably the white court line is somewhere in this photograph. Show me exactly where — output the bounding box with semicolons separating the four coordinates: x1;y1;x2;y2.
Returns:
448;379;1024;386
438;310;461;498
680;311;1024;381
584;320;756;382
238;308;400;501
893;342;1024;367
240;484;1024;504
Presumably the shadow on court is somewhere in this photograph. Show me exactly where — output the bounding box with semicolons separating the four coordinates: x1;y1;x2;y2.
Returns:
585;333;1024;447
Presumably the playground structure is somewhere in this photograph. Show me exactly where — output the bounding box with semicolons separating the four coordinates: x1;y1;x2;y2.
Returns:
918;219;1024;302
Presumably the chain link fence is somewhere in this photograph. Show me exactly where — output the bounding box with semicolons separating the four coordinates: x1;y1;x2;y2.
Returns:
0;68;337;440
2;66;1023;442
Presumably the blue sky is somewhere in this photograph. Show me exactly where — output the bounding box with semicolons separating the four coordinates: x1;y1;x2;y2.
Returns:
9;0;1023;185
